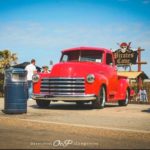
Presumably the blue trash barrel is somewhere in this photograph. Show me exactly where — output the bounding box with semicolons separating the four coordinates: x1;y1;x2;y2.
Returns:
4;68;28;114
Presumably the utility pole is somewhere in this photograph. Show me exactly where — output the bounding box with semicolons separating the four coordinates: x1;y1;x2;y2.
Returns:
136;47;147;90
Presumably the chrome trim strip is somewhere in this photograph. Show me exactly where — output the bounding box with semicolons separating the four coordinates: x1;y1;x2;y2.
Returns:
41;84;85;88
41;81;84;84
31;94;96;101
41;90;84;95
41;77;84;80
40;88;85;91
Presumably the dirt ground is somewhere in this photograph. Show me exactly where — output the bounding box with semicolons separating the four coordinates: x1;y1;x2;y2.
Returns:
0;98;150;149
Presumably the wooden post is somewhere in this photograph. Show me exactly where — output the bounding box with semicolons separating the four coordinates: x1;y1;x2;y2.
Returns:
137;47;147;90
137;47;141;72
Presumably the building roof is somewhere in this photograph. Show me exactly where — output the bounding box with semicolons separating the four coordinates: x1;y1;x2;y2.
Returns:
117;71;149;79
12;62;41;72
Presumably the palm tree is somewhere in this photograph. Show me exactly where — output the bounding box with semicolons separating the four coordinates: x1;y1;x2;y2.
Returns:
0;49;18;73
0;50;18;96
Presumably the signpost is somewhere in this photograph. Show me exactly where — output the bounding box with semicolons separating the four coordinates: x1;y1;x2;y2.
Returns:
136;47;147;89
113;42;138;66
113;42;147;90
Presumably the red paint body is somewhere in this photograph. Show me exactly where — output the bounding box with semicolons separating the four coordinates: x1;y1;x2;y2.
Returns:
33;47;129;102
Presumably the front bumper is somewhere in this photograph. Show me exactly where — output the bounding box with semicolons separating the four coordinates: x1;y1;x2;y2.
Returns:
31;94;96;101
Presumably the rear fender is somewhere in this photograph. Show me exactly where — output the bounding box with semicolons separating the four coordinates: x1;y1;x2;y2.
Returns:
116;77;130;100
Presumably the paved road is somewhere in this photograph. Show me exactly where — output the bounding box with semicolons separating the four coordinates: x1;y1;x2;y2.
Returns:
0;98;150;149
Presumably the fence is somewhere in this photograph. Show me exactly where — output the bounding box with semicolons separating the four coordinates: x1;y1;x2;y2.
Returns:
129;80;150;104
143;81;150;103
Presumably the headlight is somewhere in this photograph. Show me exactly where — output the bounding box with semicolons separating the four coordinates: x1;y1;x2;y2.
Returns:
86;74;95;83
32;74;40;83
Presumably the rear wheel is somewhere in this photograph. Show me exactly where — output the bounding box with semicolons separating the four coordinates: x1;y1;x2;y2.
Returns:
92;86;106;109
118;90;129;106
36;100;50;108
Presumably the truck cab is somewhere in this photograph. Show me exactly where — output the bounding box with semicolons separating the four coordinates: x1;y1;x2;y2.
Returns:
32;47;130;109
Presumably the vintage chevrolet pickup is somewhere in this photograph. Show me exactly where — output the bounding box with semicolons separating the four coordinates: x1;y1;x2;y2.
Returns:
32;47;130;109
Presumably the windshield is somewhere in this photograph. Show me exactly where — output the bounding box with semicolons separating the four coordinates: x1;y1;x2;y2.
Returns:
61;50;103;63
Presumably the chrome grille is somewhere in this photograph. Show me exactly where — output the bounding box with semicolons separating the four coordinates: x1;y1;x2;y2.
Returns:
40;78;85;95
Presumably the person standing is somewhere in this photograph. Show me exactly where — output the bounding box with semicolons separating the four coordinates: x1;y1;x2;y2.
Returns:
25;59;37;98
139;87;148;102
41;66;50;73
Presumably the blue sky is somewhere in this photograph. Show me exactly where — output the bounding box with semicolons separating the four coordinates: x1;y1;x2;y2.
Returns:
0;0;150;76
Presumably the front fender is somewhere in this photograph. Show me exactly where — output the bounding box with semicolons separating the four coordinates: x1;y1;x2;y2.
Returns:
117;78;130;100
85;73;108;97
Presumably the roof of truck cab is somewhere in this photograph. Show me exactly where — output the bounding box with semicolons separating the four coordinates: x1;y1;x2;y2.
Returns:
62;46;112;53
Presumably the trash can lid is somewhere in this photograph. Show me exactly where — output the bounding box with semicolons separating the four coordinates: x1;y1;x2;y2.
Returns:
12;68;27;74
5;67;27;74
4;68;27;83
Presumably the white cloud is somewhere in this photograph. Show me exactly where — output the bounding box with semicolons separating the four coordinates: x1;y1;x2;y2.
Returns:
0;21;149;76
142;0;150;4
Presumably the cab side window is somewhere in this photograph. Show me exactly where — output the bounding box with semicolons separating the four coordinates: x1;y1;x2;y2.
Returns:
106;53;113;66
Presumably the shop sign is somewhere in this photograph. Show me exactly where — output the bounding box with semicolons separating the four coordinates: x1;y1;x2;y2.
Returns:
113;42;138;65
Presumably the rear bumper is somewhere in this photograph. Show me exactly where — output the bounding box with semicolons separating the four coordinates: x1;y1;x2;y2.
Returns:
31;94;96;101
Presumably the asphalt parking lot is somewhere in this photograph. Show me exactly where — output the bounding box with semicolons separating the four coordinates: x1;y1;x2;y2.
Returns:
0;98;150;149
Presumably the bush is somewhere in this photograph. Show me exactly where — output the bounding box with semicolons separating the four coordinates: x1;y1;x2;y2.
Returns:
0;73;4;97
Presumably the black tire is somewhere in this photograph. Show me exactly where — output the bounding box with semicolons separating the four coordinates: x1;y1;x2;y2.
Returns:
92;86;106;109
36;100;50;108
76;101;84;106
118;90;129;106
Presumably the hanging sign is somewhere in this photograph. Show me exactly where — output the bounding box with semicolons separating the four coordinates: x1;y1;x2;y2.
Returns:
113;42;138;65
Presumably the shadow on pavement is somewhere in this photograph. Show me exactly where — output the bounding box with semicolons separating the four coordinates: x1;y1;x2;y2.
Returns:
30;103;119;110
141;108;150;113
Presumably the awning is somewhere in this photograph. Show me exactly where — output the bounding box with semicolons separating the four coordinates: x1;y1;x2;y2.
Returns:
117;71;149;80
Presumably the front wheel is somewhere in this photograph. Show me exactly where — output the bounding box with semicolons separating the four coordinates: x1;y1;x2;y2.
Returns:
118;90;129;106
36;100;50;108
92;86;106;109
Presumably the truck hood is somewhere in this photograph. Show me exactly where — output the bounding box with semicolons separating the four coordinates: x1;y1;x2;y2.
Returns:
50;62;103;77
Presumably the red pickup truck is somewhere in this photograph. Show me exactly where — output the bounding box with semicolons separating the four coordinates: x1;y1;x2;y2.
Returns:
32;47;130;109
